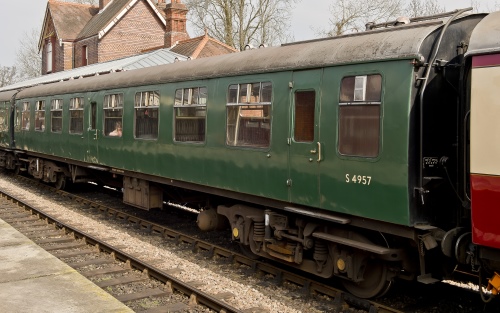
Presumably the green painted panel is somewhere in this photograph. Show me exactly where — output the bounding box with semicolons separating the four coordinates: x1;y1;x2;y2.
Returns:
319;61;413;225
288;69;322;206
14;60;414;226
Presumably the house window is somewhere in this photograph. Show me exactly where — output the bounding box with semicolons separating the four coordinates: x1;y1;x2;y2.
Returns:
104;93;123;137
51;99;63;133
226;82;272;148
46;40;53;73
22;102;30;131
135;91;159;139
174;87;207;142
82;46;88;66
338;74;382;157
69;97;84;134
35;101;45;132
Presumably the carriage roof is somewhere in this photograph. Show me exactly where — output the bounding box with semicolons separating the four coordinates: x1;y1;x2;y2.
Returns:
12;12;482;99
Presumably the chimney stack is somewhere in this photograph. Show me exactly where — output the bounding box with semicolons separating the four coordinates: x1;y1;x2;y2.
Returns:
99;0;111;10
164;0;190;48
157;0;166;9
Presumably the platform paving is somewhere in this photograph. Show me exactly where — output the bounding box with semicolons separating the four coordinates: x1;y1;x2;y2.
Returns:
0;218;133;313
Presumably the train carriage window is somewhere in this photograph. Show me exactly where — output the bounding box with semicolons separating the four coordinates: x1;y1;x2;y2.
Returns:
69;97;84;134
14;104;21;132
294;91;315;142
0;104;7;132
51;99;63;133
338;74;382;157
103;93;123;137
21;102;30;131
174;87;207;142
35;101;45;132
135;91;159;140
226;82;272;148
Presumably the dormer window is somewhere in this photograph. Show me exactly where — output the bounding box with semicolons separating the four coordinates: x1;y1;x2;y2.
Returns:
46;40;53;73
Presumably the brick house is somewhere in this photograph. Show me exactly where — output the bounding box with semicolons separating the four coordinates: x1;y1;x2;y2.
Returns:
39;0;236;75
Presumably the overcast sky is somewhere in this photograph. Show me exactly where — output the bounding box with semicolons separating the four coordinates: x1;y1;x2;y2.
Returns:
0;0;482;67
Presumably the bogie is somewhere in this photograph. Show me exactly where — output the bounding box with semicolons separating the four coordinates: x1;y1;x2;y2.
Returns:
216;203;406;298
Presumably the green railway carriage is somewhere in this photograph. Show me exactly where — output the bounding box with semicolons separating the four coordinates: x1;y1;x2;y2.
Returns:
0;10;491;298
0;90;18;169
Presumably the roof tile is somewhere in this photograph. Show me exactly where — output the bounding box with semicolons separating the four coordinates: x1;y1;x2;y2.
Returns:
171;34;237;59
48;0;98;40
77;0;131;39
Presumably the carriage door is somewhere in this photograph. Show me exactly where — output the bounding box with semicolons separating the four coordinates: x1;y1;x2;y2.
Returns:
86;100;99;163
288;69;322;207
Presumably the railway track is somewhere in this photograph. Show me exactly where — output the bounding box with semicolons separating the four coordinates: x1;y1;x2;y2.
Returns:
0;173;403;313
4;172;499;312
0;190;243;313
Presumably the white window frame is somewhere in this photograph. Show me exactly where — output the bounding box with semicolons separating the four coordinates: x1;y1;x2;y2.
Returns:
46;40;53;73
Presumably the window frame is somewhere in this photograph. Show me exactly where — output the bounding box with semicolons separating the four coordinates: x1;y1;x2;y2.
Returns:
0;103;8;132
82;45;88;66
51;99;63;133
134;90;160;140
337;73;383;158
21;101;31;131
69;97;84;135
35;100;46;132
225;81;272;149
293;90;316;143
46;40;53;73
103;93;124;138
14;102;22;132
173;86;207;143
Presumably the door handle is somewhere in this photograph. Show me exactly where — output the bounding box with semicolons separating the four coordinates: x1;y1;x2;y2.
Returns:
317;142;322;162
94;129;98;140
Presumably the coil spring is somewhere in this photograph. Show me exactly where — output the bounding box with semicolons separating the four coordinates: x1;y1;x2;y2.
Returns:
314;240;328;262
286;242;297;251
253;221;265;240
419;240;425;256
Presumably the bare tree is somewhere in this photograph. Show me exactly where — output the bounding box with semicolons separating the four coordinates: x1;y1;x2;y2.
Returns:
13;1;99;83
470;0;481;13
482;0;500;12
406;0;444;18
0;66;17;87
468;0;500;13
16;28;42;81
321;0;404;37
185;0;297;50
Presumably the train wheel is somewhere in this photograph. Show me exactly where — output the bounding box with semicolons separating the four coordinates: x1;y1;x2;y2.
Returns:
239;243;260;260
342;258;392;298
13;165;20;176
240;224;260;260
340;232;392;298
54;174;66;190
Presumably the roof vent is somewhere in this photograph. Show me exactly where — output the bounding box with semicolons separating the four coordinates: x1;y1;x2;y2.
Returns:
365;22;375;31
394;16;410;26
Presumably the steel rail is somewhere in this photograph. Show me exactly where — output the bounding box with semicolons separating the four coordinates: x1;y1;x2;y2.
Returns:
0;189;242;313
